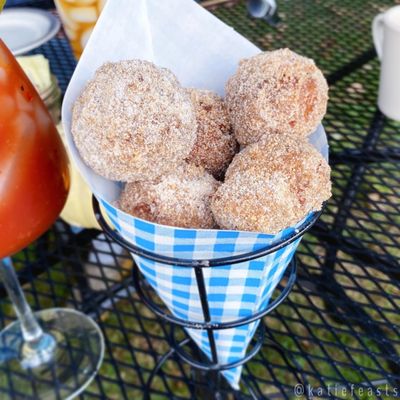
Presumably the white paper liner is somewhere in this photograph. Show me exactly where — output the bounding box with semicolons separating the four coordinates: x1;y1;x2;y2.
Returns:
62;0;329;389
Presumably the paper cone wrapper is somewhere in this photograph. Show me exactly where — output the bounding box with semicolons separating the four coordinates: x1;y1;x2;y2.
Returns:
62;0;329;389
101;200;315;388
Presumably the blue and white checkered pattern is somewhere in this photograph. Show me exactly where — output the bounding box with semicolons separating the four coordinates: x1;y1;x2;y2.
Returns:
100;198;309;389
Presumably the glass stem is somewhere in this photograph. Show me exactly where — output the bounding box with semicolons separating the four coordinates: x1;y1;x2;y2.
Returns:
0;258;43;343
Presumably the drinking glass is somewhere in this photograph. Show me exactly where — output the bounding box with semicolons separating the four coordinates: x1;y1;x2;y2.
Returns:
54;0;106;58
0;40;104;399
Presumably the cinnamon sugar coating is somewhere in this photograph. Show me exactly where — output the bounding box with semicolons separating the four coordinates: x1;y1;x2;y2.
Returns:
225;49;328;146
211;134;331;234
186;89;237;179
118;164;219;229
72;60;197;182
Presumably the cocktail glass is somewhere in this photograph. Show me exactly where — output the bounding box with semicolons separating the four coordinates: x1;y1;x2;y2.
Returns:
0;40;104;399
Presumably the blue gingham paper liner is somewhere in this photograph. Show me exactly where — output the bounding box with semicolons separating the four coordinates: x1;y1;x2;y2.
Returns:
100;198;310;389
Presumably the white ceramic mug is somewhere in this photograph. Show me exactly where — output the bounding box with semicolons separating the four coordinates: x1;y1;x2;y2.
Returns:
372;6;400;121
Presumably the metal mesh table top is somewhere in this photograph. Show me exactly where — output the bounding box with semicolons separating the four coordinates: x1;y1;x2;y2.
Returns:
1;1;400;399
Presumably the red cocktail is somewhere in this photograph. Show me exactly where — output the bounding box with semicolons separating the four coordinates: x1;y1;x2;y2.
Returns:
0;40;104;399
0;41;69;258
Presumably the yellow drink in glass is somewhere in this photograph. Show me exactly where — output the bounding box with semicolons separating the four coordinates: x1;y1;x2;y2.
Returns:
54;0;106;58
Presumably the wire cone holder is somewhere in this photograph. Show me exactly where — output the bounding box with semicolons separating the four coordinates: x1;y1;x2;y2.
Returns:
93;196;322;397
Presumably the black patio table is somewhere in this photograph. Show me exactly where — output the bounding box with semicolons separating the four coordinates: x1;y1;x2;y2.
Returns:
1;0;400;399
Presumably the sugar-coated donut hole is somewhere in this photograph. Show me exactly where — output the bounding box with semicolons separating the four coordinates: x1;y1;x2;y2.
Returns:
211;134;331;234
186;88;238;180
72;60;197;182
225;48;328;147
118;164;219;229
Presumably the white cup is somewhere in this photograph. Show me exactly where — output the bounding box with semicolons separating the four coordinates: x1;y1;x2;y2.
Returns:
372;5;400;121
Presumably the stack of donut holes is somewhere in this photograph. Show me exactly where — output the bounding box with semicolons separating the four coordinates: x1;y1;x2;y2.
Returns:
72;48;331;234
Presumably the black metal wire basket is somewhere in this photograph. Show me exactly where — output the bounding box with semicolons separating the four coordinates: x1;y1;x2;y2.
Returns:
93;196;323;398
